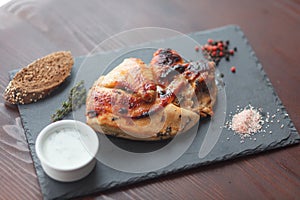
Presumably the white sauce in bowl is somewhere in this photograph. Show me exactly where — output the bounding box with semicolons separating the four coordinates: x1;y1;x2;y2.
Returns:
43;128;93;169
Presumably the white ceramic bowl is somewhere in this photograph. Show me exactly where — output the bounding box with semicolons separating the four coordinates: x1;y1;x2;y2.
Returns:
36;120;99;182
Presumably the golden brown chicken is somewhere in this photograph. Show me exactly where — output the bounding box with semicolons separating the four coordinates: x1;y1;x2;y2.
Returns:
86;48;217;141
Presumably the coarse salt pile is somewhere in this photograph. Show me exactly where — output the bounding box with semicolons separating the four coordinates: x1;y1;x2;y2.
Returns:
231;106;263;135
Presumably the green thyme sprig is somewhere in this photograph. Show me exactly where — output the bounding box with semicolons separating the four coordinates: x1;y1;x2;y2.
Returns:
51;80;86;122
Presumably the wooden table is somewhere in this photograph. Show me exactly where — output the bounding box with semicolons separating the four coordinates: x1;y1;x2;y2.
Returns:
0;0;299;199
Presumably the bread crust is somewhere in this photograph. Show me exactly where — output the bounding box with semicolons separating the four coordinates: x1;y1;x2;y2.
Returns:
3;51;73;104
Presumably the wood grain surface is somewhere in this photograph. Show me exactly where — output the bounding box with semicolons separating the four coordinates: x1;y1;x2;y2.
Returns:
0;0;299;199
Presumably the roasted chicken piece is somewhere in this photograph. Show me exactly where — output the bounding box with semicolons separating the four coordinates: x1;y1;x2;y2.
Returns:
86;48;217;141
151;48;217;117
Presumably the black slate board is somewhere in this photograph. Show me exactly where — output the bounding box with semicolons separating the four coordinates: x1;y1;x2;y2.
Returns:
11;25;300;199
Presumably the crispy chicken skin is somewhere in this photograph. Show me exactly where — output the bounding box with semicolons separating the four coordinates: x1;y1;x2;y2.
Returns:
86;48;217;140
150;48;217;117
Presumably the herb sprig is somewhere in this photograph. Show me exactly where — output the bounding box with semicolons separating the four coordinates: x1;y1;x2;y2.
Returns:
51;80;86;122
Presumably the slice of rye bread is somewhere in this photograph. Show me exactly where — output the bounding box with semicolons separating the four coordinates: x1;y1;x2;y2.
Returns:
3;51;74;104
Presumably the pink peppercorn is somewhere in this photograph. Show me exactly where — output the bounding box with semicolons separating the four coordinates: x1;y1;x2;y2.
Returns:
201;38;238;66
206;45;212;51
231;66;236;73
